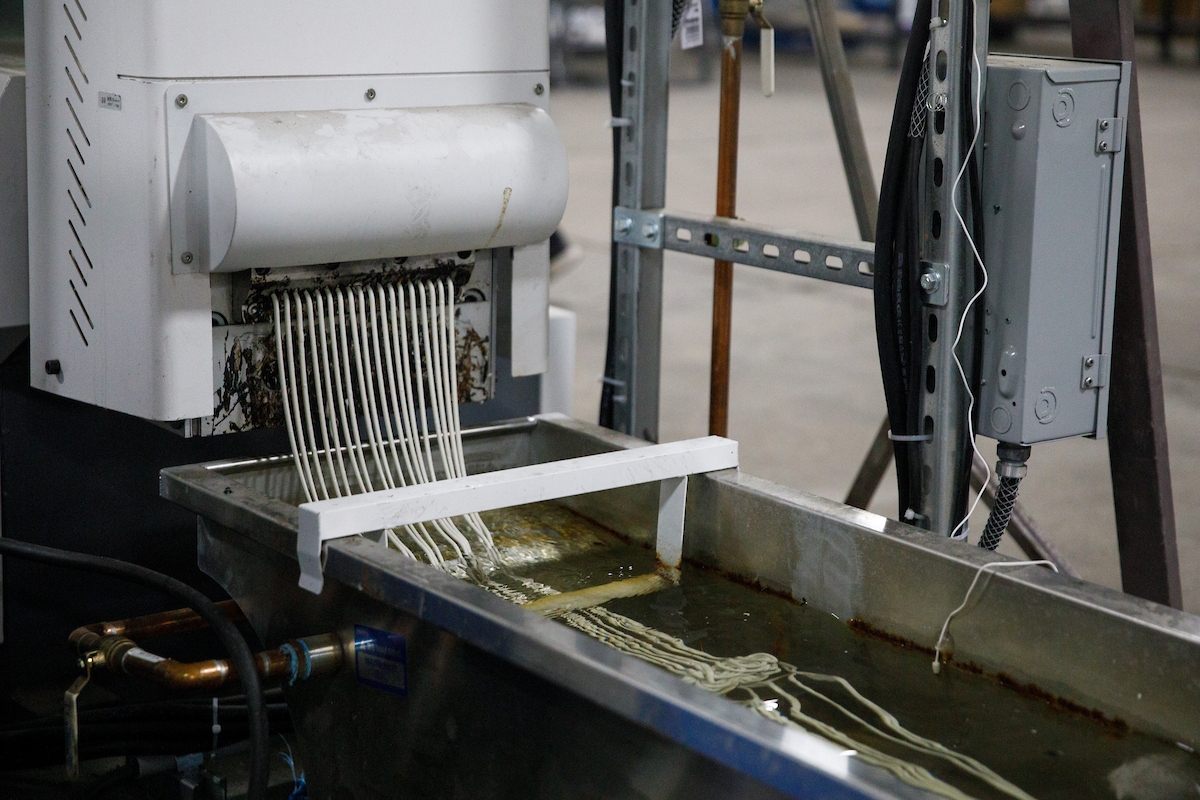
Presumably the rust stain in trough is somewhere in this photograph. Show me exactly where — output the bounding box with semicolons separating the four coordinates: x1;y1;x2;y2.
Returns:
848;617;1129;733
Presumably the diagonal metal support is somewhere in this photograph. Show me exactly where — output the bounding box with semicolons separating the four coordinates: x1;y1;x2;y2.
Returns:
802;0;879;242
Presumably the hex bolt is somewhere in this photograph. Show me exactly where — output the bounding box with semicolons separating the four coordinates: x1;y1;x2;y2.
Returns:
1085;377;1095;388
175;94;188;109
534;83;545;96
1085;357;1095;368
45;359;62;375
1099;140;1109;152
1100;119;1110;130
615;217;633;233
919;271;942;294
643;222;660;239
365;88;376;102
181;252;194;265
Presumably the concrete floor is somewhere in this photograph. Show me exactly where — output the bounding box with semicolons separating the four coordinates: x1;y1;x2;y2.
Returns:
545;31;1200;612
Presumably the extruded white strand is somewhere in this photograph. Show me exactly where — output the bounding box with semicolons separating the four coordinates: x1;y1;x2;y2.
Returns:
418;280;456;484
282;295;318;502
293;293;330;501
405;282;441;485
272;294;313;504
367;287;408;489
489;576;1035;800
304;292;340;499
324;288;368;494
439;278;496;557
314;290;352;496
948;0;991;540
347;287;393;491
392;283;435;486
382;284;423;487
334;289;375;492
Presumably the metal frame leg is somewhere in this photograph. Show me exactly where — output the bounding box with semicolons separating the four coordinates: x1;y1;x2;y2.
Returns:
607;0;672;443
1069;0;1183;608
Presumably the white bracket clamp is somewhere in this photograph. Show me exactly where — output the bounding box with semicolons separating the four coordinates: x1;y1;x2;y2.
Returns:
296;436;739;593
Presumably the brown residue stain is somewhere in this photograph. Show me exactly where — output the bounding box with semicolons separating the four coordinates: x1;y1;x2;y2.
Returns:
484;187;513;248
995;672;1129;733
847;618;936;656
848;617;1129;733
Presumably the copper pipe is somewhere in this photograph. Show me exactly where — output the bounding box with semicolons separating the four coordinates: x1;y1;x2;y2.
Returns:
69;599;245;651
709;0;750;437
70;604;343;691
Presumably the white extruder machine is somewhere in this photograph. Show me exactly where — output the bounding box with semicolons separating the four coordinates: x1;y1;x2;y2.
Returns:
0;2;1197;800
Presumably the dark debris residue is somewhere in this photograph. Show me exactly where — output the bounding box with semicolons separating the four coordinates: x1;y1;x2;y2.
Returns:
213;330;284;433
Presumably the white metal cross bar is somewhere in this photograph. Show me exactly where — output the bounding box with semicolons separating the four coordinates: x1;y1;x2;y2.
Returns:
297;436;738;592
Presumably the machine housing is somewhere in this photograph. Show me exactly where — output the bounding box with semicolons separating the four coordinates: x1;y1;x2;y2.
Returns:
24;1;566;430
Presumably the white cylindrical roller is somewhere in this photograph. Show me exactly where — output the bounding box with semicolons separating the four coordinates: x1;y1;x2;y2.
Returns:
185;104;569;272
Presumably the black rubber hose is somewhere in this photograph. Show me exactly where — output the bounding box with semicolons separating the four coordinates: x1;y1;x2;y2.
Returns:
0;538;268;800
873;0;933;515
978;475;1021;551
599;0;625;429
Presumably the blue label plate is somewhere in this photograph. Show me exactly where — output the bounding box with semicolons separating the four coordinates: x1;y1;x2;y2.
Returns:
354;625;408;696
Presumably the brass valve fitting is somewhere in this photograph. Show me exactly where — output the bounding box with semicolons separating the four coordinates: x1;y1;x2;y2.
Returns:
719;0;751;38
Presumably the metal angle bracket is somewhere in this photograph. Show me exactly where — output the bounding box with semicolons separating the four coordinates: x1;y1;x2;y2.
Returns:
1095;117;1126;154
920;261;949;307
613;207;666;248
612;206;876;290
1081;353;1111;389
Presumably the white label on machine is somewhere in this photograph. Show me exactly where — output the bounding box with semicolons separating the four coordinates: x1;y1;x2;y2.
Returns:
680;0;704;50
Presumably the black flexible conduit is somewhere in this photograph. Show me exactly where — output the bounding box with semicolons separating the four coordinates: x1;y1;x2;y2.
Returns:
978;475;1021;551
0;538;268;800
599;0;626;430
978;443;1032;551
873;0;933;516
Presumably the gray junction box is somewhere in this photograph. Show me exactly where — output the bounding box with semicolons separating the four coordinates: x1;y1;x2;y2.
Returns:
976;55;1131;445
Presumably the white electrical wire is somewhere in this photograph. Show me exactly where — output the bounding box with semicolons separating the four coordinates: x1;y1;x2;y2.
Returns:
947;0;991;541
932;560;1059;674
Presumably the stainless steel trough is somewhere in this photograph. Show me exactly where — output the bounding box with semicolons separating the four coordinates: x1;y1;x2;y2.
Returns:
161;415;1200;799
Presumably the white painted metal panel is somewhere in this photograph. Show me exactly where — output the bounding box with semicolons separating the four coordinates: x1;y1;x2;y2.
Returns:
185;105;567;273
511;241;550;377
112;1;548;79
0;71;27;331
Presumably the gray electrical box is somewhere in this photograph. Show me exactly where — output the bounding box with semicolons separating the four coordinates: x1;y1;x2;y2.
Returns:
976;55;1131;445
